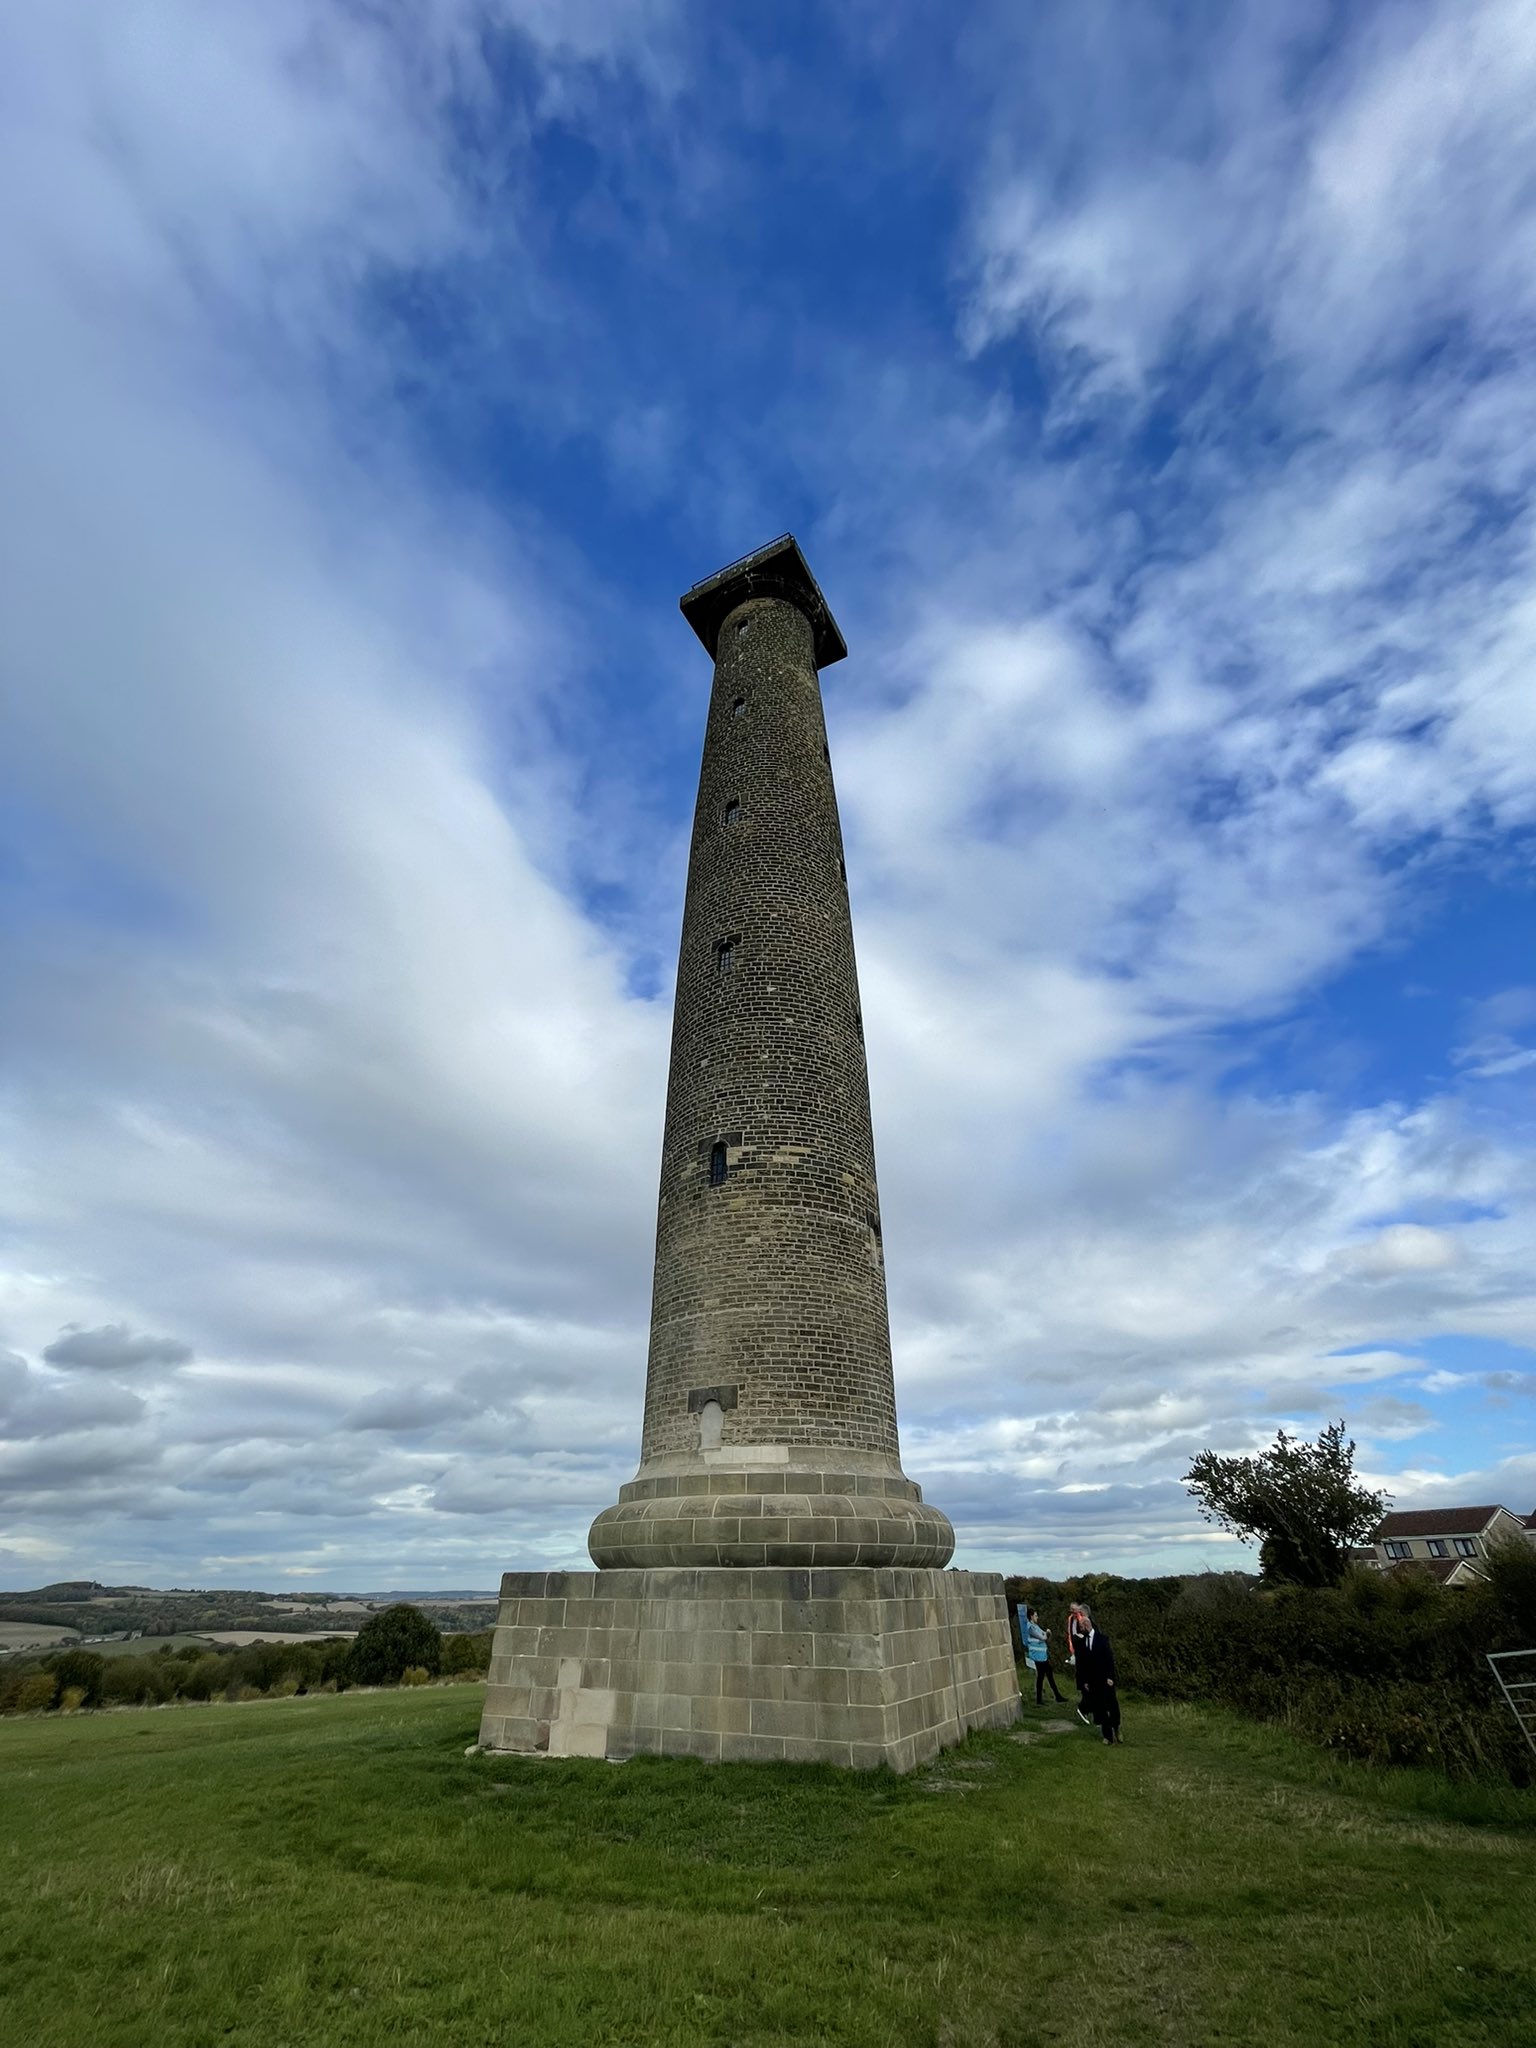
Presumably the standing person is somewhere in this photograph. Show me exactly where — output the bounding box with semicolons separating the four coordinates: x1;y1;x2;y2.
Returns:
1024;1607;1065;1705
1077;1610;1122;1745
1066;1602;1092;1724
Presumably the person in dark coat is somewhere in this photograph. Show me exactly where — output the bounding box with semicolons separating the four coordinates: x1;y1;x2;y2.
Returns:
1076;1611;1121;1744
1066;1602;1092;1721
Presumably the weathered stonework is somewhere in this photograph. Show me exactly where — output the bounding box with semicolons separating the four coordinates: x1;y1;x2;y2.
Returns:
585;537;953;1570
480;1567;1021;1771
479;538;1019;1769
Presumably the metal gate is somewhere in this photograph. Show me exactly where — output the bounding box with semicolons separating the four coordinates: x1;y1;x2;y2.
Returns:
1486;1648;1536;1759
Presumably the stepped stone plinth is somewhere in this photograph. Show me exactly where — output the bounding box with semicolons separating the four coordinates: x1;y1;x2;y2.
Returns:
480;537;1019;1770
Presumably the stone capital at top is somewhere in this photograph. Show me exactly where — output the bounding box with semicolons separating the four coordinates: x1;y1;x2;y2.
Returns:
679;533;847;670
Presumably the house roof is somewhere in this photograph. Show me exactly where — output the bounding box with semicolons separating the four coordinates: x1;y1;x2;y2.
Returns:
1385;1557;1481;1585
1373;1505;1505;1539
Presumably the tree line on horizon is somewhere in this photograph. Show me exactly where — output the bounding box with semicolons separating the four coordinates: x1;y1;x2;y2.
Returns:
0;1604;492;1717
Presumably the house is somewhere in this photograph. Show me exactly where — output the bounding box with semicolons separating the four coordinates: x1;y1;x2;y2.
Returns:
1362;1504;1529;1582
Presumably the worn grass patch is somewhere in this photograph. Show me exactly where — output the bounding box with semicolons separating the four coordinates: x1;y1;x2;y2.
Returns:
1;1690;1532;2046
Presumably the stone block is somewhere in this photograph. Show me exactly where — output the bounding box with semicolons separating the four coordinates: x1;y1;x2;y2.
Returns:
722;1660;779;1701
478;1565;1017;1771
690;1694;751;1735
845;1668;891;1707
782;1736;852;1766
750;1696;819;1741
548;1720;608;1759
783;1663;848;1707
721;1731;783;1762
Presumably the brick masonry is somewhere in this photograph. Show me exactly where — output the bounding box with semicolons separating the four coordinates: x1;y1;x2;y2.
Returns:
640;588;896;1465
478;1566;1022;1771
586;540;957;1571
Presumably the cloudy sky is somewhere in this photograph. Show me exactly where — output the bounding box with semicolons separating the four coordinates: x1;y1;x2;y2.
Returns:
2;1;1533;1591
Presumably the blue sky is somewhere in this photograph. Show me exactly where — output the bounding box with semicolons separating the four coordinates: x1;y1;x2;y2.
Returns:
1;0;1533;1589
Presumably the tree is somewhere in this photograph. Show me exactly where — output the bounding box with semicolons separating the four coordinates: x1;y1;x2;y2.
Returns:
47;1648;106;1706
1183;1420;1389;1588
441;1629;493;1676
349;1604;442;1687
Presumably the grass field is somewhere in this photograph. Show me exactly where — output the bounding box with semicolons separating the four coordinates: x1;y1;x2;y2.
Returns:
0;1620;79;1652
1;1689;1532;2047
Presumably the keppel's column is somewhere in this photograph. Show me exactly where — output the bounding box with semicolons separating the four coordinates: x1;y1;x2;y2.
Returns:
587;538;954;1571
479;538;1019;1772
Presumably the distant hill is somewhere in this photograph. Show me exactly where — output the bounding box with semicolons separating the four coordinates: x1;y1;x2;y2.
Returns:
0;1582;498;1647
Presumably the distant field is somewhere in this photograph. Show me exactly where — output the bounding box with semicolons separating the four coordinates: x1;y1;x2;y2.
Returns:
0;1621;76;1653
201;1629;356;1646
0;1689;1532;2046
88;1633;213;1659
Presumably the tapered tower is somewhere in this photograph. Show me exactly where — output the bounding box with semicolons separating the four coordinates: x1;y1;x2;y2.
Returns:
589;536;952;1569
479;538;1018;1773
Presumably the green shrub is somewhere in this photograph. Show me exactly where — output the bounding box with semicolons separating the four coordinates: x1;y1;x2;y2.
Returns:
441;1629;494;1675
319;1638;354;1691
59;1685;88;1713
11;1672;58;1713
47;1649;107;1707
180;1653;232;1702
350;1605;442;1687
1483;1535;1536;1640
101;1654;183;1708
400;1665;432;1687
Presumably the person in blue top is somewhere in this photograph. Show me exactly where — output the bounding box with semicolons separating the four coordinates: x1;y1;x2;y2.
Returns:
1023;1606;1066;1705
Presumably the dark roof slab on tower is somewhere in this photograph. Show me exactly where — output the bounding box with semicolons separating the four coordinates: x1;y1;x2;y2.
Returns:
679;534;847;670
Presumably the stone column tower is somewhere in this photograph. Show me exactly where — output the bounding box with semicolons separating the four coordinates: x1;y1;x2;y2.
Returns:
479;538;1018;1772
588;535;953;1570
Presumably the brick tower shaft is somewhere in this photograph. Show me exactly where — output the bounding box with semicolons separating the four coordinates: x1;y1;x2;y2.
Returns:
588;537;953;1570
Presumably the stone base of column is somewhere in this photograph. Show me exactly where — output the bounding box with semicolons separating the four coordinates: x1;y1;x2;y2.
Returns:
476;1565;1021;1772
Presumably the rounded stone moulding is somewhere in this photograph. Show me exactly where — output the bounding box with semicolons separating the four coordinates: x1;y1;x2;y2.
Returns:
587;1466;955;1571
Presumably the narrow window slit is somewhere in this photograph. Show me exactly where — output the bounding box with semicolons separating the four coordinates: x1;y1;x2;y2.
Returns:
715;936;737;974
723;799;741;826
732;696;746;718
709;1142;728;1186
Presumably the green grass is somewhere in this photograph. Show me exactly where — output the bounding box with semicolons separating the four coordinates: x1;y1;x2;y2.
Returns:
2;1690;1533;2047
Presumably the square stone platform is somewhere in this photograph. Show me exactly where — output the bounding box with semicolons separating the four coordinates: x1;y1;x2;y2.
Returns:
478;1565;1020;1772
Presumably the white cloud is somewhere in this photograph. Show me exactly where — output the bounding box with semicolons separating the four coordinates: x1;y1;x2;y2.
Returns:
0;3;668;1581
1331;1225;1462;1279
